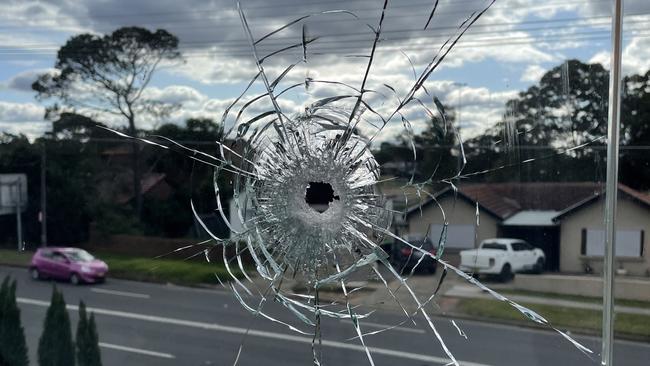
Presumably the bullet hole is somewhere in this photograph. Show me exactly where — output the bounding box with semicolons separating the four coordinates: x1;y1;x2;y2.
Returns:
305;182;340;213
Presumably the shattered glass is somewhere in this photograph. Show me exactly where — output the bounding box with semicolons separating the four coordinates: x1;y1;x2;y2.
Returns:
106;0;606;364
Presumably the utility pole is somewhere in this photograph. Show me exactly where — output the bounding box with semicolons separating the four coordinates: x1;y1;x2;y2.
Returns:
14;181;23;251
40;141;47;247
452;82;467;127
452;82;467;172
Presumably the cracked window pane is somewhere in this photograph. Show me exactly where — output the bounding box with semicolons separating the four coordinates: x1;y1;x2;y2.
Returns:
101;1;610;365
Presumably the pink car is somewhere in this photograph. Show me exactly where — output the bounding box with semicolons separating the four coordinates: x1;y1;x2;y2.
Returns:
29;247;108;285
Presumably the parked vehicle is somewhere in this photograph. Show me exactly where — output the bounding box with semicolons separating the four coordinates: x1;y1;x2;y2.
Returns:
29;247;109;285
459;238;545;281
391;237;438;274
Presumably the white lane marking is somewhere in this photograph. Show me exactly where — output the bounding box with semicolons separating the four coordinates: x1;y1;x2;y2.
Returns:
339;320;426;334
91;288;150;299
18;297;489;366
99;342;174;359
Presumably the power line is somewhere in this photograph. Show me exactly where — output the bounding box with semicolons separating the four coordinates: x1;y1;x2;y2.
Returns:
1;11;647;63
3;14;648;52
1;29;646;59
0;0;610;26
7;10;640;36
1;1;643;38
3;19;647;55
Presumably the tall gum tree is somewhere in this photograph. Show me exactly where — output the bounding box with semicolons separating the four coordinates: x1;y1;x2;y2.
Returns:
33;26;182;218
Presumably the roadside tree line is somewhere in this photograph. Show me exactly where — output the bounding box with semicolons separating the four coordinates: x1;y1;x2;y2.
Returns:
376;60;650;192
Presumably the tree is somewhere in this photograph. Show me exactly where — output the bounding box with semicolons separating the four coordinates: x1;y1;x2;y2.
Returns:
0;277;29;366
413;110;460;182
0;123;108;245
375;107;460;183
38;287;75;366
76;302;101;366
39;114;116;244
461;60;610;183
33;26;182;219
51;113;110;142
621;70;650;190
145;118;231;236
506;60;609;148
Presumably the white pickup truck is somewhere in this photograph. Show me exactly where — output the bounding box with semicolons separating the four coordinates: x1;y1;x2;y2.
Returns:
459;238;545;281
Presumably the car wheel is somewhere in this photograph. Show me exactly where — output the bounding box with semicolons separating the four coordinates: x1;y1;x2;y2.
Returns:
499;264;513;282
30;267;41;280
534;258;545;274
70;273;80;286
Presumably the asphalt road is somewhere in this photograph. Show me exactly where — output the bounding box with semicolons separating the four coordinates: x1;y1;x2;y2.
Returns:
1;265;648;366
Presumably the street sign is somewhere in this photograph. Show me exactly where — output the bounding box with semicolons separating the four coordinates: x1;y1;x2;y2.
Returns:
0;174;28;216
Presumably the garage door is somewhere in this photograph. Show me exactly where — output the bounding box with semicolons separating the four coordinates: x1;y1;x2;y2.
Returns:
430;224;475;249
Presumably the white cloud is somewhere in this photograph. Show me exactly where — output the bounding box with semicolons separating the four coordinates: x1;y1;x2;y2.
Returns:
0;101;44;123
520;65;547;83
144;85;207;105
589;51;610;70
173;52;260;85
3;68;55;92
589;33;650;76
622;36;650;76
0;122;50;140
0;101;47;139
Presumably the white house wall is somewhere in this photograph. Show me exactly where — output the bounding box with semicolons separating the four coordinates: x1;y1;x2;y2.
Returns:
559;196;650;276
406;195;499;249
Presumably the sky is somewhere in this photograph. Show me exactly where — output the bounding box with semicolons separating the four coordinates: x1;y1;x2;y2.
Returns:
1;0;649;143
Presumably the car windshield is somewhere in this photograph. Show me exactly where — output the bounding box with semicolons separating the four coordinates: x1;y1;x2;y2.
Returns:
64;250;95;262
481;243;508;251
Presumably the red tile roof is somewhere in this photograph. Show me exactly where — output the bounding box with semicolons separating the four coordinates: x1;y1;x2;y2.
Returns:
459;182;603;218
409;182;650;220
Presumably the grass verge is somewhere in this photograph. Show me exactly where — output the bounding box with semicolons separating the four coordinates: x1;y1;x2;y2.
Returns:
99;253;244;286
0;249;32;266
456;298;650;340
0;249;243;286
498;289;650;309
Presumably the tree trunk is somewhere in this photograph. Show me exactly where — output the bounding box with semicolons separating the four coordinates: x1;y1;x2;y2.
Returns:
128;115;143;220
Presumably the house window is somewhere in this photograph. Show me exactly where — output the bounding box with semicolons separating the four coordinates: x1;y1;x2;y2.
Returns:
582;229;644;257
429;224;475;249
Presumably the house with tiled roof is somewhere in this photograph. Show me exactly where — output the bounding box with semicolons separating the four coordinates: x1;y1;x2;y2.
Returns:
402;182;650;276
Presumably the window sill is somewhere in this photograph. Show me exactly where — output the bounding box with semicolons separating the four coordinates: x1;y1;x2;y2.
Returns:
579;255;645;263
